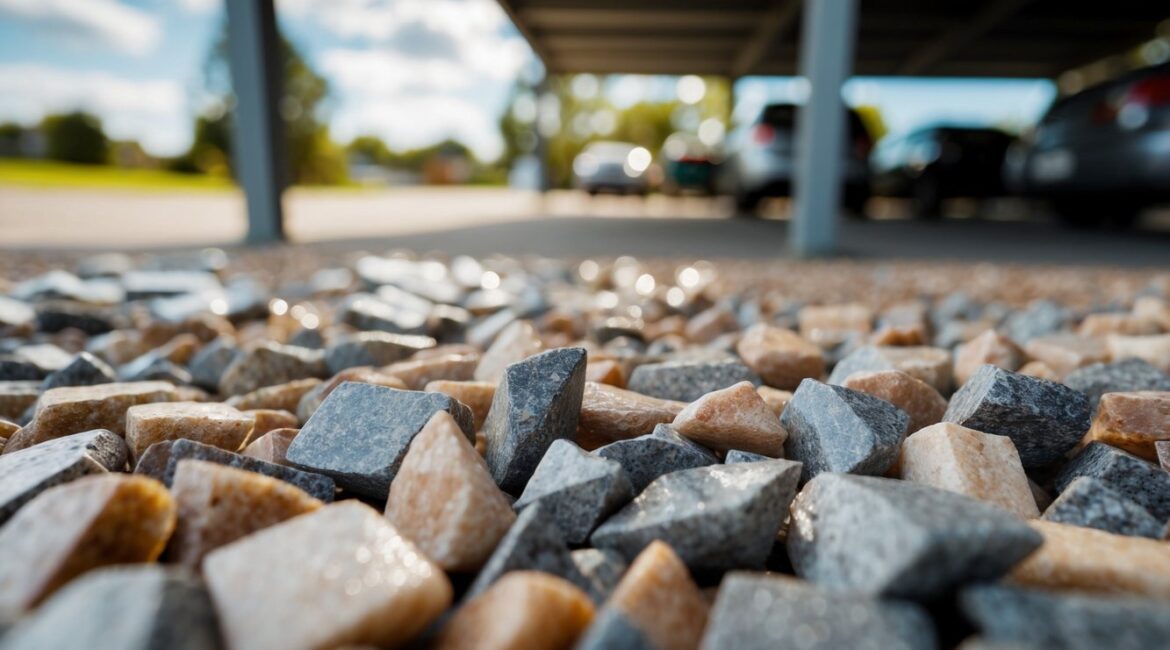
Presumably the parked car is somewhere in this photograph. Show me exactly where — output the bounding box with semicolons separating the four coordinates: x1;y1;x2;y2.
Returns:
718;103;873;216
870;126;1013;218
660;133;717;195
572;141;652;195
1004;63;1170;227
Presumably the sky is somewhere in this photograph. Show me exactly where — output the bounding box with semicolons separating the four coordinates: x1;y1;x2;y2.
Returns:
0;0;1058;162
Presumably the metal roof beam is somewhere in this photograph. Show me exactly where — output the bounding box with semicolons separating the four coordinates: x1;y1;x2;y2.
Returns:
896;0;1036;76
729;0;801;77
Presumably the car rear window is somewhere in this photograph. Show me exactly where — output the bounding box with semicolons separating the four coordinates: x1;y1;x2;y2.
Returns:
759;104;869;140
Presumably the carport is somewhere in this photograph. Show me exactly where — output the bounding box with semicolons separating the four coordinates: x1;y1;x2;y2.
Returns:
226;0;1168;254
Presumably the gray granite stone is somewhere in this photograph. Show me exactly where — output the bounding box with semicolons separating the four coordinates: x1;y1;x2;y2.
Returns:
39;352;115;390
626;358;760;402
1001;299;1070;345
700;572;936;650
591;460;802;571
217;342;327;396
0;429;128;525
780;379;909;482
570;548;627;601
0;359;45;381
187;337;238;392
121;358;192;385
1053;442;1170;522
788;473;1044;600
463;503;595;601
340;293;429;335
0;565;220;650
725;449;771;464
286;382;473;500
324;331;435;374
0;381;39;421
34;305;116;335
513;440;633;544
4;344;72;379
135;438;334;502
1062;358;1170;410
122;269;221;299
1042;476;1165;539
593;424;718;493
484;347;587;495
960;585;1170;650
575;609;655;650
827;344;950;392
943;365;1090;468
1158;440;1169;471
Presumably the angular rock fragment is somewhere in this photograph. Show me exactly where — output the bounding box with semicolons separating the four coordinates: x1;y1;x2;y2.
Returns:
39;352;116;391
1001;299;1069;345
135;438;335;502
953;329;1024;387
484;347;587;495
295;368;404;421
592;460;801;571
780;379;909;481
433;571;594;650
1106;333;1170;372
755;385;791;416
1024;334;1108;377
225;377;323;412
242;407;298;442
514;440;632;544
578;381;685;449
1053;442;1170;521
735;323;824;390
381;352;479;390
0;566;221;650
585;358;625;387
464;503;593;601
424;379;495;430
671;381;787;457
1081;391;1170;461
571;548;627;601
1063;358;1170;410
186;336;238;392
125;401;253;462
1158;440;1170;471
843;369;947;434
943;364;1090;468
1010;520;1170;599
474;320;543;382
594;424;718;493
169;459;322;570
287;382;474;500
2;344;72;380
386;411;515;572
1042;476;1164;539
798;302;873;346
4;381;176;454
218;342;326;395
788;473;1043;600
900;422;1038;518
0;429;128;525
0;381;39;420
828;345;952;393
627;358;760;403
204;501;452;650
577;541;708;650
0;474;176;617
325;331;435;374
241;427;298;466
700;573;936;650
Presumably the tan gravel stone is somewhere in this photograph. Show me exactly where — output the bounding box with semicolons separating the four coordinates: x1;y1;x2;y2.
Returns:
798;303;873;346
685;306;739;344
1010;520;1170;599
870;324;927;346
1078;312;1158;337
735;323;824;390
0;381;38;420
1025;334;1109;376
586;359;626;388
125;402;254;463
385;411;515;572
577;382;686;450
671;381;786;457
756;386;792;417
226;377;321;412
1082;391;1170;461
1018;360;1061;381
241;427;299;465
169;459;322;571
900;422;1038;518
424;380;496;430
1132;296;1170;332
382;352;479;390
843;369;947;434
243;408;299;443
954;330;1024;387
0;418;18;437
204;501;452;650
4;382;176;454
475;320;543;382
1107;333;1170;372
0;474;175;617
602;541;709;650
433;571;594;650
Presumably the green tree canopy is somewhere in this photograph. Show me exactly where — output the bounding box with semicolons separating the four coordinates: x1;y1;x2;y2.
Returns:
41;112;109;165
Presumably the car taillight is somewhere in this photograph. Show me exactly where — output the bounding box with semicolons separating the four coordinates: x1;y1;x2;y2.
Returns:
1126;75;1170;108
752;123;776;145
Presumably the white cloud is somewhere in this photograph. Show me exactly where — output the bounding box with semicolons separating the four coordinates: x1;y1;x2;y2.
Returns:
179;0;220;14
0;63;188;155
0;0;161;56
331;93;505;161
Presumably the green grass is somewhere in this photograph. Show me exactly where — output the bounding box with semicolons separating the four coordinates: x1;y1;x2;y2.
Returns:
0;158;235;192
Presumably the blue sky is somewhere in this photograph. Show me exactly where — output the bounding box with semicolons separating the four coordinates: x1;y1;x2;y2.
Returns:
0;0;1057;161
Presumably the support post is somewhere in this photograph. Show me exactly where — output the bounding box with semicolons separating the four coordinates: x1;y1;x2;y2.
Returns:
791;0;857;257
534;77;553;193
226;0;286;244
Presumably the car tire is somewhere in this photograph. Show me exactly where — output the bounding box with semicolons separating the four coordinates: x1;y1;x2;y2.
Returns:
844;189;870;220
734;190;761;217
912;176;943;220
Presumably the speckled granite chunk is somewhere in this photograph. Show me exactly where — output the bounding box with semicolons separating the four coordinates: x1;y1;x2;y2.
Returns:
324;331;435;374
780;379;909;481
483;348;587;495
591;460;801;571
700;573;936;650
1042;476;1164;539
217;342;327;396
1062;358;1170;410
0;429;128;525
626;358;760;402
827;345;953;393
570;548;627;601
286;382;473;500
943;365;1090;468
1053;442;1170;521
788;473;1043;600
187;337;238;392
724;449;770;463
513;440;632;544
39;352;116;391
594;424;717;493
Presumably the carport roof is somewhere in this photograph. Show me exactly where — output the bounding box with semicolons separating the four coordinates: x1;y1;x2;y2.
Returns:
498;0;1169;78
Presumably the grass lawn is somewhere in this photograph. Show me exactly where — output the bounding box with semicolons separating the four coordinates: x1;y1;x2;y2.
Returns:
0;158;235;192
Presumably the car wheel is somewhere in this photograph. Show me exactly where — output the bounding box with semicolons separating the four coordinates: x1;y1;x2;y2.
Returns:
844;189;870;220
1052;199;1103;229
734;191;761;217
912;176;943;220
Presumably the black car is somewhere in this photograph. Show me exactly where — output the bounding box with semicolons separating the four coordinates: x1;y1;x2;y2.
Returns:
870;126;1013;219
1004;63;1170;227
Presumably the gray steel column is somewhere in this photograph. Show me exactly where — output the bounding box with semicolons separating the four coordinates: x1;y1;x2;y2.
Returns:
226;0;287;244
534;77;552;193
791;0;858;257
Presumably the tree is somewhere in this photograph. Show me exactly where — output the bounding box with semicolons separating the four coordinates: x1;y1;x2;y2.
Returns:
41;112;109;165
